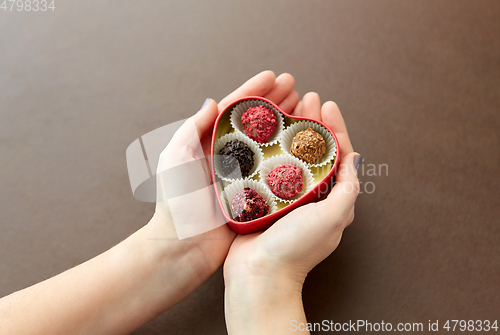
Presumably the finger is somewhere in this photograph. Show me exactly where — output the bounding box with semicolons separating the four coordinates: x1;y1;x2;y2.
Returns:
302;92;322;121
321;101;354;157
263;73;295;105
292;100;304;117
192;99;219;138
316;152;361;222
218;70;276;110
169;99;218;152
278;90;300;114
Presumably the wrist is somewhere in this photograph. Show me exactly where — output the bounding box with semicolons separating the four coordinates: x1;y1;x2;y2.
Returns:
224;247;308;289
142;216;213;278
225;270;304;303
225;271;306;334
108;218;215;320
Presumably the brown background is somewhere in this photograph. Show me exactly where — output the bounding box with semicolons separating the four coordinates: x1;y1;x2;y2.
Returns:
1;1;499;334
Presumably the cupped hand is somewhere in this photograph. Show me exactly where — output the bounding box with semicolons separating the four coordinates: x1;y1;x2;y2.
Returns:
150;71;300;274
224;92;361;285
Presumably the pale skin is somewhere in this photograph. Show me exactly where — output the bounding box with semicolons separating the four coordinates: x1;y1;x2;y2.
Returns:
0;71;359;335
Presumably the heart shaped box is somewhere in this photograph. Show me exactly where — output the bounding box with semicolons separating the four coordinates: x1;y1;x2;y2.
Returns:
210;96;340;234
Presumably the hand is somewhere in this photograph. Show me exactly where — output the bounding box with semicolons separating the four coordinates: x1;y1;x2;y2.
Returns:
224;92;361;334
149;70;300;278
0;71;302;335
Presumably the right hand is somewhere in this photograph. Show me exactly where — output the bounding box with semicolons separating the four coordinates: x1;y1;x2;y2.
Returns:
225;92;360;285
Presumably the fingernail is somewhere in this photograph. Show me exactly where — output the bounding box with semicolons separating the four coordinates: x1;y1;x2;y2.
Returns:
353;154;362;171
201;98;210;110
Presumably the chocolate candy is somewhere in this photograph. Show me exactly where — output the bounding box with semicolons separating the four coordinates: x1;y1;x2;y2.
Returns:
219;140;254;178
290;128;326;164
231;187;270;222
267;164;303;199
241;105;277;143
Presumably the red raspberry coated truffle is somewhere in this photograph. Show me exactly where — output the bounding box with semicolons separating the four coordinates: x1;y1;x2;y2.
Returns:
231;187;270;222
241;105;277;143
267;164;303;200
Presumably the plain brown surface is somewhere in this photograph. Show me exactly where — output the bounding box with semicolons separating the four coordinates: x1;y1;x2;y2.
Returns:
1;1;499;334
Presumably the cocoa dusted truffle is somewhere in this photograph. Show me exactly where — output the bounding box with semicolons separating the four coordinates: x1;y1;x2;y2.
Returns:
241;105;277;143
290;128;326;164
219;140;254;178
231;187;269;222
267;164;304;200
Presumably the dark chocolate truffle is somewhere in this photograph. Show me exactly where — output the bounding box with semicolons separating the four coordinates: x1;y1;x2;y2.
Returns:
290;128;326;164
219;140;254;178
267;164;304;199
231;187;269;222
241;105;277;143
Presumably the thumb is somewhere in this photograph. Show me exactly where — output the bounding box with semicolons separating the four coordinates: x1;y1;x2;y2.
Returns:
317;152;362;215
192;98;220;139
168;98;219;150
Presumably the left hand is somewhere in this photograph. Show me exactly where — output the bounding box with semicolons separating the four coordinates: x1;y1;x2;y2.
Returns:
150;71;300;278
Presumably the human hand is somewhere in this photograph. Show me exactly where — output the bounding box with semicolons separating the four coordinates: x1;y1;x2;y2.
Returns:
149;70;300;278
224;93;361;334
0;72;303;335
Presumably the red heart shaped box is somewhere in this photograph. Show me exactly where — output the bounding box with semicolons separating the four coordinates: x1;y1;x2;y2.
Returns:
210;96;340;234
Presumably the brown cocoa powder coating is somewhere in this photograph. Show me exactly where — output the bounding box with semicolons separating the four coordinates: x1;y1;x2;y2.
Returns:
290;128;326;164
